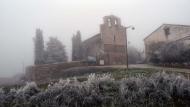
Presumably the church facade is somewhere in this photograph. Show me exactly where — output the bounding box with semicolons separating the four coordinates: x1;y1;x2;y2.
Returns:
72;15;127;65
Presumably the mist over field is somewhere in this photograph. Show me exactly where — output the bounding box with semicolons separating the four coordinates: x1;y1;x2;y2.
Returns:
0;0;190;77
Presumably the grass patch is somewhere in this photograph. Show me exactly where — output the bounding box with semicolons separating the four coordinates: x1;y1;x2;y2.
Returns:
68;68;160;81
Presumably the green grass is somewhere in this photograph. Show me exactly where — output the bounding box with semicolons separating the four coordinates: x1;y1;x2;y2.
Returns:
111;68;159;80
72;68;160;82
73;67;189;82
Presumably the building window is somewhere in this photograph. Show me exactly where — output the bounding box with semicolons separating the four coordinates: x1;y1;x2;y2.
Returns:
115;20;117;25
164;27;170;37
114;35;116;42
108;18;111;27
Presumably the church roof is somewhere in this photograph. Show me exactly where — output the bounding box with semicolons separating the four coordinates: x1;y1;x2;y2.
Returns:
82;33;101;46
144;23;190;41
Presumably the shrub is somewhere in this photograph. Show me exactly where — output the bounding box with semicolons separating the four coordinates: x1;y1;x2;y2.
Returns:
0;72;189;107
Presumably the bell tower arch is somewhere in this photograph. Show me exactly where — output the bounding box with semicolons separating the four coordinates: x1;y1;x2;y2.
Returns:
100;15;127;65
100;15;126;45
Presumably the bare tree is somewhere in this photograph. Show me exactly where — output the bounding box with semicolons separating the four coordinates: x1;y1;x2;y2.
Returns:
128;46;144;64
148;42;165;64
162;42;190;64
148;41;190;65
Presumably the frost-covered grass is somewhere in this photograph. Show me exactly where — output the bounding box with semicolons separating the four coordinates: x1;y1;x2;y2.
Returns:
0;72;190;107
63;68;159;82
57;67;158;80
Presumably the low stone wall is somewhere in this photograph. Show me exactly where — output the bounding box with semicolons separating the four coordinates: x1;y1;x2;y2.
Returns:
25;61;87;84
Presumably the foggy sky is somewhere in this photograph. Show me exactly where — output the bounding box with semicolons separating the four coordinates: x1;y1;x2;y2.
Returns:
0;0;190;77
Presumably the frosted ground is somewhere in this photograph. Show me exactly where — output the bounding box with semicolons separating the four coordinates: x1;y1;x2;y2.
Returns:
0;72;190;107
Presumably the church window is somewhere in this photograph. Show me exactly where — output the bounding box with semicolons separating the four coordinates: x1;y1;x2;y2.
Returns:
164;27;170;38
115;20;117;25
108;18;111;27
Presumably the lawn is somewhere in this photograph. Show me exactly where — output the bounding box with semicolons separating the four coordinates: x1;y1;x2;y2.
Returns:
66;67;189;82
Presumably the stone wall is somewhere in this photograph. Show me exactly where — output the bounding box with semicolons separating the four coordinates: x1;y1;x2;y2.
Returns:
25;61;87;84
100;15;127;65
100;15;126;45
71;15;127;65
82;33;102;60
144;24;190;61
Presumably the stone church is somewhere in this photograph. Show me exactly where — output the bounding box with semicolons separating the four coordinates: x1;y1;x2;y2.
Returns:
72;15;127;65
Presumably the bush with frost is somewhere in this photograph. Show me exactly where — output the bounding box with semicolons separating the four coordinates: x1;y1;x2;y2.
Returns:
120;77;145;106
0;82;40;107
0;88;5;107
0;72;190;107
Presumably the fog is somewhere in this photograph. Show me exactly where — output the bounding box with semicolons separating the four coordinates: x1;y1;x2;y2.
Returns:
0;0;190;77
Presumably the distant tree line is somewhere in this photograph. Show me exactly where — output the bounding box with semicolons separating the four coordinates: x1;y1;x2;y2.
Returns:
148;41;190;65
34;29;67;65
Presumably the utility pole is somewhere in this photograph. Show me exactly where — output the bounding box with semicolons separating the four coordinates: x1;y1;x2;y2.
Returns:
125;26;135;70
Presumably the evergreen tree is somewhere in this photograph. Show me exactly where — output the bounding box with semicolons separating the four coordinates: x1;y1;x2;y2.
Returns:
72;31;83;61
45;37;67;63
34;29;45;65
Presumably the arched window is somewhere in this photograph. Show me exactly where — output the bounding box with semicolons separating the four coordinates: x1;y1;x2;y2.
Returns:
115;20;117;25
108;18;111;27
